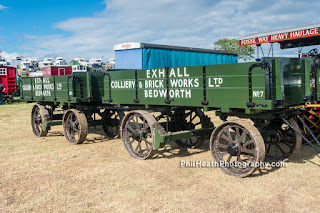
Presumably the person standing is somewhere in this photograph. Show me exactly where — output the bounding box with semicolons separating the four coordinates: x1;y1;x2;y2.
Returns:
0;82;6;105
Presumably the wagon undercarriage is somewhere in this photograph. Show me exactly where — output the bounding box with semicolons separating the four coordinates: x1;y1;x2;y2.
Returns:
29;99;320;177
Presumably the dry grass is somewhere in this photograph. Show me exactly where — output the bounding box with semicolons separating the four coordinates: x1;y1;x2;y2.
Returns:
0;102;320;212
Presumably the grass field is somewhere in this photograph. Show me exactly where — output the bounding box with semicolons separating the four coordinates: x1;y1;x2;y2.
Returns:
0;102;320;212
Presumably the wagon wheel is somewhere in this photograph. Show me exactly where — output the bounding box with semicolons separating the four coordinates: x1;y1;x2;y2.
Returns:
121;110;158;159
31;104;50;137
102;109;124;138
264;118;302;162
62;109;88;144
175;108;209;148
298;108;320;140
7;96;14;104
3;96;8;104
5;95;13;104
210;120;265;177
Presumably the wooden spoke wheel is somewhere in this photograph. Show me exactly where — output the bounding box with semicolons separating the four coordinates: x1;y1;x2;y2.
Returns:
7;96;14;104
121;110;157;159
264;118;302;162
210;120;265;177
31;104;49;137
102;109;124;138
62;109;88;144
298;108;320;140
4;95;13;104
175;108;209;148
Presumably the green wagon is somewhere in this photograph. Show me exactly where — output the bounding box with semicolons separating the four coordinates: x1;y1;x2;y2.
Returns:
20;55;320;177
19;24;320;177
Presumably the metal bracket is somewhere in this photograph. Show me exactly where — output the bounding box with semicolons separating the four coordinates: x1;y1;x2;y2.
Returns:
88;75;93;101
104;72;112;102
134;70;140;103
19;78;24;100
303;96;312;102
247;61;270;107
255;103;268;107
41;76;45;100
30;78;34;101
53;76;57;101
74;76;83;98
97;106;129;110
246;102;255;107
273;100;284;107
67;75;83;102
165;66;171;104
201;66;209;105
67;75;72;102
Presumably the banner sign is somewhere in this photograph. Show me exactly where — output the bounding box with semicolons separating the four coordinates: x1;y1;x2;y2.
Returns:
114;43;142;50
238;27;320;46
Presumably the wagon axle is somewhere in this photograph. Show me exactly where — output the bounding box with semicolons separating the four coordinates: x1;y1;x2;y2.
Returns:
131;131;143;141
227;143;240;156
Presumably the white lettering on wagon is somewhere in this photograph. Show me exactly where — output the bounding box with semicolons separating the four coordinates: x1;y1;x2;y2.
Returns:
208;78;223;87
144;67;197;99
253;91;264;98
35;77;51;84
33;77;63;97
57;83;62;90
35;90;51;96
22;85;31;90
145;80;164;88
144;89;191;98
170;78;199;88
146;67;189;78
111;80;135;89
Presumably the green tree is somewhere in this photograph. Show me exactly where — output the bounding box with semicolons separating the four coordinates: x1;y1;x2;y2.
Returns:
213;38;255;61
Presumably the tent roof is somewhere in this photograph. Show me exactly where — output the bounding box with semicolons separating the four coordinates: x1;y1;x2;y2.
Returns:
114;43;238;55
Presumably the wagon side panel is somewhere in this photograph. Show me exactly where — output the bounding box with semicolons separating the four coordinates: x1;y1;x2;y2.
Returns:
21;76;80;104
206;62;268;112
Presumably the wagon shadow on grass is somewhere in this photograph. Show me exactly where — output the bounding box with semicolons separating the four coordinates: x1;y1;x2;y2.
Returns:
84;127;116;144
47;131;64;137
46;127;115;144
291;144;320;167
249;144;320;177
249;166;281;177
151;140;210;160
84;137;107;144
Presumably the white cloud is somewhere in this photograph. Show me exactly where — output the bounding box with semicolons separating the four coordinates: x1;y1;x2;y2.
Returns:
14;0;320;60
0;4;8;10
0;51;21;62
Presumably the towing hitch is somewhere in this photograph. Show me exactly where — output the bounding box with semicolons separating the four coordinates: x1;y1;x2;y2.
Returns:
281;114;320;154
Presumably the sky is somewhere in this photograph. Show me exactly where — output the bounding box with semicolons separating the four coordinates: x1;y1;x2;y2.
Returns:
1;0;320;62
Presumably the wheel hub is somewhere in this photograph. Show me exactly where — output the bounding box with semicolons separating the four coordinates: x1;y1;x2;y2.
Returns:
227;143;240;156
270;131;281;144
132;132;141;141
186;123;195;130
34;117;41;123
68;123;74;131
